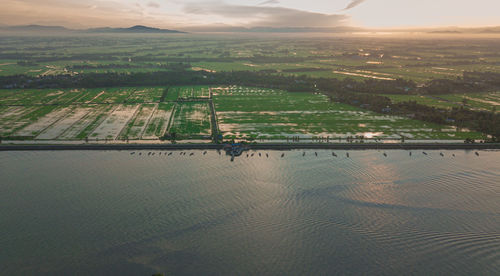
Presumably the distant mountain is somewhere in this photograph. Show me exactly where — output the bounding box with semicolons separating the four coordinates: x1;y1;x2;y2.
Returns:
0;24;185;34
87;25;185;34
2;23;500;35
0;24;71;32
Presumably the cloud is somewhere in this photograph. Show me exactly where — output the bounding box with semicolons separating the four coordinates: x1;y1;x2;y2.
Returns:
0;0;178;28
343;0;366;11
183;1;348;28
147;1;160;8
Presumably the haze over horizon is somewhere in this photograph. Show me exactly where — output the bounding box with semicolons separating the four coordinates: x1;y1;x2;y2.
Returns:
2;0;500;31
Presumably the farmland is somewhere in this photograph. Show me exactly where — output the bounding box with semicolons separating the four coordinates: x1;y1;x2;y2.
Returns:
213;86;482;140
2;34;500;84
0;87;175;141
167;102;212;138
0;85;486;142
0;34;499;142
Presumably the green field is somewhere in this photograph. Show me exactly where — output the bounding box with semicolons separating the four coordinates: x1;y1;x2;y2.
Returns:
167;102;212;138
0;86;489;141
2;35;500;83
1;34;499;142
214;87;484;140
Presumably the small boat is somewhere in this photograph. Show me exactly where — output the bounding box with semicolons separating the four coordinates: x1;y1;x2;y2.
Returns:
452;154;456;157
475;152;479;156
130;152;135;155
332;152;337;157
266;153;269;158
409;152;412;156
440;153;444;157
190;153;194;156
346;153;350;158
303;152;306;156
251;153;254;157
148;152;152;156
203;151;207;155
159;152;162;156
423;152;427;155
315;152;318;157
180;152;183;155
383;153;387;157
281;153;285;158
139;152;142;155
259;153;261;157
168;152;172;156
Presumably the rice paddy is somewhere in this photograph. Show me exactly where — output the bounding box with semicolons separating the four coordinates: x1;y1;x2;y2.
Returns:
0;88;176;140
213;86;484;140
0;85;490;142
167;102;212;138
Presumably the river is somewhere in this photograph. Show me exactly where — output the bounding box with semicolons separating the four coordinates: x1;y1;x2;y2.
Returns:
1;150;499;275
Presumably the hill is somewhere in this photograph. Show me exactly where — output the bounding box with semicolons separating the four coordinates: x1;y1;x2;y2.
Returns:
87;25;185;34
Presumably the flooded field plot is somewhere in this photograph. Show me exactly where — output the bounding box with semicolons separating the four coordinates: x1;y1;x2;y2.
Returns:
89;105;139;140
88;88;134;104
59;105;114;140
214;86;484;140
176;86;211;99
142;102;174;139
125;87;164;103
0;89;79;105
0;106;59;136
35;107;92;140
15;107;73;137
118;104;157;139
0;87;166;106
168;102;211;137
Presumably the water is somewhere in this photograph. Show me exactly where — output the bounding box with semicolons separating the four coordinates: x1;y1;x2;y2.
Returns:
0;150;499;275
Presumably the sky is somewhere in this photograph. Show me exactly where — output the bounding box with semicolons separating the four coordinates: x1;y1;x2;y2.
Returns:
2;0;500;30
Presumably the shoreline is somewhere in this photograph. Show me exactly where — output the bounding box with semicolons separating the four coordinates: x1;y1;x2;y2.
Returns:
1;143;499;151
